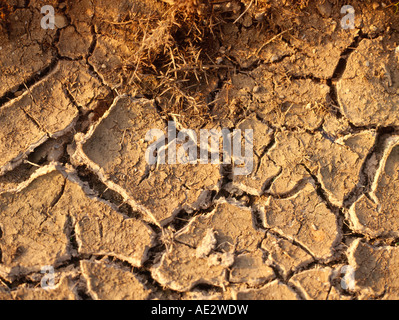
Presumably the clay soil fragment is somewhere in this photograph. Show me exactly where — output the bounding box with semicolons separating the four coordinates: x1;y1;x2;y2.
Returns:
81;260;151;300
227;114;280;196
53;169;156;267
348;239;399;299
349;136;399;237
219;4;357;79
229;249;275;286
57;22;92;60
267;130;376;205
151;244;233;292
152;201;264;291
256;182;340;260
272;9;358;79
73;95;221;226
0;169;70;280
337;38;399;127
213;66;330;131
0;100;46;175
261;233;314;279
0;7;57;97
11;276;78;300
289;267;333;300
0;60;104;175
251;67;330;130
0;165;155;281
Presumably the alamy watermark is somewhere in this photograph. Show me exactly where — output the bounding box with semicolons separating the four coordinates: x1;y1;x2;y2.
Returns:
145;121;254;176
40;265;55;290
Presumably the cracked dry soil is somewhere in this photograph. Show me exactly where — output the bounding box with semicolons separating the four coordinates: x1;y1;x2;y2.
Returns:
0;0;399;300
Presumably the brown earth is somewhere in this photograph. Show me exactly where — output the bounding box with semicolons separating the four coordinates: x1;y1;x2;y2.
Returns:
0;0;399;300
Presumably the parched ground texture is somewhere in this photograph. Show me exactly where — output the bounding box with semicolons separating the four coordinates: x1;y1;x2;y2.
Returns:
0;0;399;300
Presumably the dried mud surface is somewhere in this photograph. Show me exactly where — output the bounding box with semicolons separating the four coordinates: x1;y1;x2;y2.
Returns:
1;0;399;300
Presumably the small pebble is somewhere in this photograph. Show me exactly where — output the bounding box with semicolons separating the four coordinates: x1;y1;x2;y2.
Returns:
365;60;370;67
253;86;261;93
54;15;68;29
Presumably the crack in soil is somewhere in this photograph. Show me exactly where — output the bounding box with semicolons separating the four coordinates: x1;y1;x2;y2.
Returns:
343;127;397;209
1;0;399;299
0;58;59;108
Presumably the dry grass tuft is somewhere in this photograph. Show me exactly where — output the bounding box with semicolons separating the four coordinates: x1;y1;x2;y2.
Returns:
122;0;226;127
